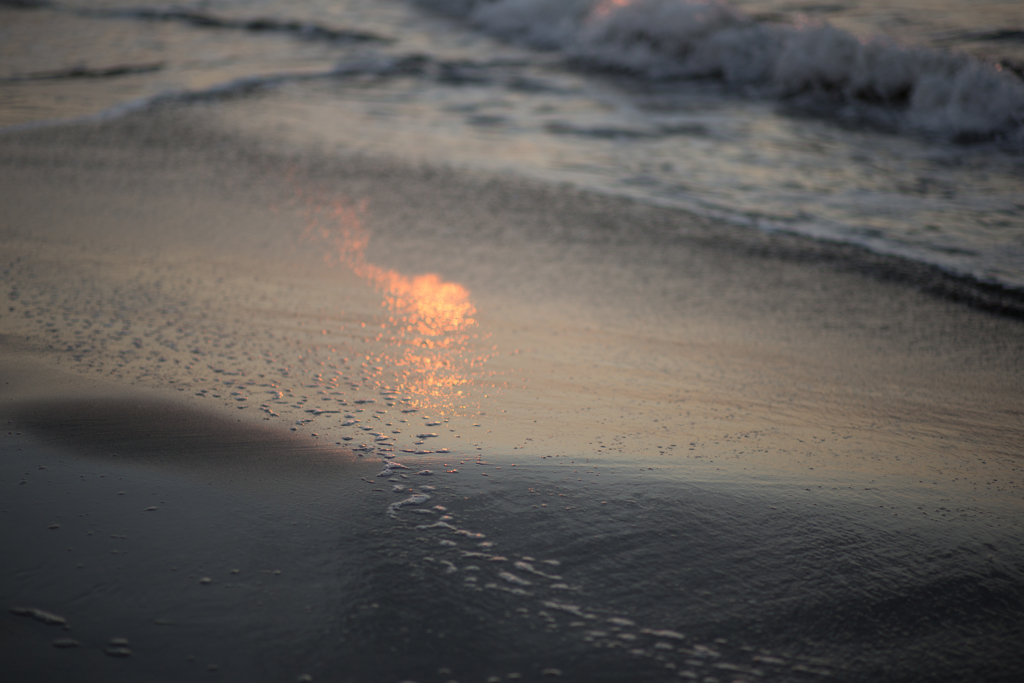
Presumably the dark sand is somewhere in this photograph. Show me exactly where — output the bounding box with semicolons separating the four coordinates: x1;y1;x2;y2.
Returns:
2;107;1023;682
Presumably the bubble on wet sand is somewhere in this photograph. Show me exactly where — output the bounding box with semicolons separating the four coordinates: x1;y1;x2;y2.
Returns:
454;529;485;539
498;571;532;587
687;644;721;659
305;409;339;416
485;582;531;597
712;662;766;676
9;607;66;625
388;493;431;517
461;551;498;560
541;601;593;619
641;628;685;640
514;561;562;580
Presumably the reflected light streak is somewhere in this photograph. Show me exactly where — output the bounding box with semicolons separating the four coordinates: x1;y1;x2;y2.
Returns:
299;195;490;414
588;0;714;22
589;0;636;21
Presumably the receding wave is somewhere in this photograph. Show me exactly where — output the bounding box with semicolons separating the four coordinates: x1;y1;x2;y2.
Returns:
0;61;165;82
417;0;1024;146
81;7;389;44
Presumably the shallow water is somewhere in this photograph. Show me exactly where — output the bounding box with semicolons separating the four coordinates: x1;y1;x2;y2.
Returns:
2;0;1024;288
3;2;1024;680
5;423;1022;682
2;108;1023;680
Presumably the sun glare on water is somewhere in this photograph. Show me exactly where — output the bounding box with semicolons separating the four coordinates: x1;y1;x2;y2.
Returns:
299;196;491;415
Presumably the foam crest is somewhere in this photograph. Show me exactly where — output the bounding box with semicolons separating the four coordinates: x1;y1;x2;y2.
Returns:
472;0;594;48
416;0;1024;144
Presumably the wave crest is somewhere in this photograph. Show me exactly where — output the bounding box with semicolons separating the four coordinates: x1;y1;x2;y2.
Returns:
418;0;1024;145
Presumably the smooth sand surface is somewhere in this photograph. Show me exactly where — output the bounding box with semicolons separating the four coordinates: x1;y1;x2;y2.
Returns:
2;107;1023;681
4;106;1020;479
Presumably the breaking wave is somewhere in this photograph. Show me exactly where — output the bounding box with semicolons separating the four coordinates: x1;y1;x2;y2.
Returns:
417;0;1024;146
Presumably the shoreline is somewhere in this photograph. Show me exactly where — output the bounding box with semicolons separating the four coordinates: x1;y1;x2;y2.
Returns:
4;360;1021;683
3;94;1024;311
2;104;1022;472
2;102;1023;682
3;369;1022;683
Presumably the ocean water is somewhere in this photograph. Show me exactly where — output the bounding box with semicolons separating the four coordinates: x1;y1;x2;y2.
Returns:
2;2;1024;683
2;0;1024;288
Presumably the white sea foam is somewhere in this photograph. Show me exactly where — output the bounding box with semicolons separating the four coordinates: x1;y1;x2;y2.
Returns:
418;0;1024;144
387;493;432;517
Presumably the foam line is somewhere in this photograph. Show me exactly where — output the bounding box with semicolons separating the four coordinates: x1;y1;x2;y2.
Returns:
416;0;1024;146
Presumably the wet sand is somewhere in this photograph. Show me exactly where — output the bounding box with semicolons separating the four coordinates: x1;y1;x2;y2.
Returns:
1;362;383;682
2;108;1023;682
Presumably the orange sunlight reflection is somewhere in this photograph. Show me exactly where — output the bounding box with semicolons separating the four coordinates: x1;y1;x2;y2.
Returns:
589;0;636;20
299;195;491;415
588;0;714;21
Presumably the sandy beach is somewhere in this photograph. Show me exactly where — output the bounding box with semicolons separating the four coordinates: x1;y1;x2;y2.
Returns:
2;103;1023;682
